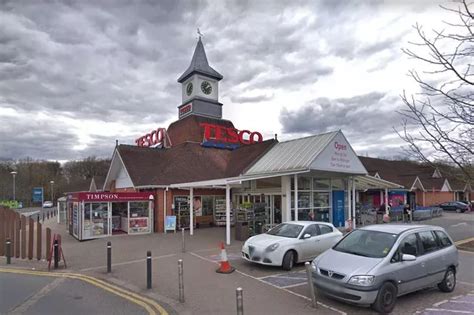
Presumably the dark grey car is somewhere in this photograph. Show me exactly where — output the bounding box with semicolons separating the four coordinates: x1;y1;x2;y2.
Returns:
311;224;458;313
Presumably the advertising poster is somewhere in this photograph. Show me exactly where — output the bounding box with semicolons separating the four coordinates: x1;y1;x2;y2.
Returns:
32;187;43;203
193;196;202;216
332;190;345;227
165;215;177;232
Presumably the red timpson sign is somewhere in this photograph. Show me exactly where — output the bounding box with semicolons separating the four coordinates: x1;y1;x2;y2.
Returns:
200;123;263;145
136;128;167;147
77;192;153;201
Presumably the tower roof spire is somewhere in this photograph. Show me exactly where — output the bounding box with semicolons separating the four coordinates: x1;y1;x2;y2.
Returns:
177;37;223;83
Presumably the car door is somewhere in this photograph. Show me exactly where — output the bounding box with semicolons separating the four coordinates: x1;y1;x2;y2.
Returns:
391;233;426;295
295;224;320;261
417;230;444;286
316;224;339;251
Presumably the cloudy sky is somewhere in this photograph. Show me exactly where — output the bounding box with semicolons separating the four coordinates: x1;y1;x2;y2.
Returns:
0;0;459;161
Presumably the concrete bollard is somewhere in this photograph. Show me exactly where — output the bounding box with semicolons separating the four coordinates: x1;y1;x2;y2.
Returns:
146;251;152;289
178;259;184;303
107;241;112;273
6;239;11;265
181;228;185;253
54;239;59;269
305;262;317;308
236;287;244;315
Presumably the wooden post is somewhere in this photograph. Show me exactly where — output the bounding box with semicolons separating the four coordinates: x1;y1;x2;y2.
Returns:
46;228;51;260
15;212;20;258
8;210;15;253
21;215;26;259
28;217;34;260
37;221;42;260
0;208;5;256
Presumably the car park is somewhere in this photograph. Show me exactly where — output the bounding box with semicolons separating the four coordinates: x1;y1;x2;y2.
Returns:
242;221;343;270
311;224;458;313
437;201;468;213
42;201;53;208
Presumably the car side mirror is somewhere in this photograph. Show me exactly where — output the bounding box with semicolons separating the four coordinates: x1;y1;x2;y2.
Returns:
302;233;311;239
402;254;416;261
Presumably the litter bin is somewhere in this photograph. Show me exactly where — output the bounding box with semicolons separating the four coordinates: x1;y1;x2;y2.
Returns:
235;222;249;241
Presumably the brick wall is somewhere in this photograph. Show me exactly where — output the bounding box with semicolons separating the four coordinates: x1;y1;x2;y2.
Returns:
415;191;455;206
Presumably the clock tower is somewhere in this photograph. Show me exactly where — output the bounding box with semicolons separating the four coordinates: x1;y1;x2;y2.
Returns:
177;37;223;119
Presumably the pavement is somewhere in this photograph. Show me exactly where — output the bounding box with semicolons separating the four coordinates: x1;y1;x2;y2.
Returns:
1;210;474;315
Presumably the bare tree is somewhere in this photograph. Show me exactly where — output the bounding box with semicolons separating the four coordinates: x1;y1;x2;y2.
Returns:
397;0;473;181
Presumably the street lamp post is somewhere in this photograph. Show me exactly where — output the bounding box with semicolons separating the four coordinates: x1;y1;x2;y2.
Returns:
10;171;17;201
50;180;55;205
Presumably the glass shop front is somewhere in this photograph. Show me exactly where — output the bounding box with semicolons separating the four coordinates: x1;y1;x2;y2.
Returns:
67;192;154;241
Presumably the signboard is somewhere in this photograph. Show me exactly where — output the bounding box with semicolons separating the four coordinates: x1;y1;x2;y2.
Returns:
77;192;153;202
332;190;345;228
179;103;192;118
135;127;168;148
165;216;177;232
200;123;263;148
32;187;44;203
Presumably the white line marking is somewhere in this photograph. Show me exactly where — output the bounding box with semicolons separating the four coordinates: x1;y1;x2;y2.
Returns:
433;299;448;307
256;270;305;280
280;282;307;289
450;301;474;305
190;252;346;315
80;253;177;271
451;223;468;228
424;308;474;314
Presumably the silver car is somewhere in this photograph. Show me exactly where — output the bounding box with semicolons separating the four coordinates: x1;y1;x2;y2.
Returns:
311;224;458;313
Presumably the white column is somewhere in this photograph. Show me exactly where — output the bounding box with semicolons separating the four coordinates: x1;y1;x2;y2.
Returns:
379;190;383;206
190;187;194;236
385;188;389;215
226;184;231;245
294;174;298;221
281;176;291;222
347;179;351;223
352;177;356;229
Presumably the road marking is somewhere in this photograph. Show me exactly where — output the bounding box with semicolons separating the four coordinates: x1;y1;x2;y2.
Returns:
0;268;167;315
424;308;474;314
8;277;65;314
433;299;448;307
451;223;469;228
79;253;177;271
450;301;474;305
189;251;346;315
280;282;307;289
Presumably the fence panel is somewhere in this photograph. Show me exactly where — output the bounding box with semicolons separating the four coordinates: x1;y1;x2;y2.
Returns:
37;221;42;260
0;208;4;256
28;217;34;260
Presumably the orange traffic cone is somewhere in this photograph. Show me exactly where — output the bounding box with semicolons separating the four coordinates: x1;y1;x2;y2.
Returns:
216;242;235;274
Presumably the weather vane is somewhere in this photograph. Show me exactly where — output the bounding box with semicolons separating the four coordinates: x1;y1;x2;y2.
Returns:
197;28;203;39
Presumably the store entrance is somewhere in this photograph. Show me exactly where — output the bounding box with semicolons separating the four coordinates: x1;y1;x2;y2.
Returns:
111;202;128;234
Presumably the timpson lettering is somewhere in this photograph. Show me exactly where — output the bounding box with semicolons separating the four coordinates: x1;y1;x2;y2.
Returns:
179;103;192;116
200;123;263;145
136;128;167;147
85;193;119;200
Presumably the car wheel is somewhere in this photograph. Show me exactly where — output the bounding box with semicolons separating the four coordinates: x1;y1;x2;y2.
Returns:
438;268;456;292
282;251;295;271
372;282;397;314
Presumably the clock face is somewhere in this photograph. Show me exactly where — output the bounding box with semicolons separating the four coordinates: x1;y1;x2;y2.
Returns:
201;81;212;95
186;82;193;96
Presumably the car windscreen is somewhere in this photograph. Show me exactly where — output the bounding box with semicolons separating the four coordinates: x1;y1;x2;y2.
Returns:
333;229;398;258
266;223;303;238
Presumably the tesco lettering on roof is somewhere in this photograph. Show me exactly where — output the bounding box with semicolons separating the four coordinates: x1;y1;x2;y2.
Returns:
200;123;263;145
136;128;167;147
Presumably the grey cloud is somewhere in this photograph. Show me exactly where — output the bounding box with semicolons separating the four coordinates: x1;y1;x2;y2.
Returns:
230;93;274;104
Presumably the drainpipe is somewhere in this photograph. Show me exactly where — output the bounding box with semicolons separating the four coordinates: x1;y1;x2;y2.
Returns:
190;187;194;236
294;174;298;221
164;187;168;234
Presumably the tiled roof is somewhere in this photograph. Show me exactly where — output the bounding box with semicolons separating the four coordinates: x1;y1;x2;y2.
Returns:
117;139;276;187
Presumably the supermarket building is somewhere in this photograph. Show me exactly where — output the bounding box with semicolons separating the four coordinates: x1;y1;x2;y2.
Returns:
69;38;400;244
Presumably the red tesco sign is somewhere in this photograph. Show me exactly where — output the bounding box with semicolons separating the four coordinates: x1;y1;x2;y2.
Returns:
200;123;263;145
136;128;167;147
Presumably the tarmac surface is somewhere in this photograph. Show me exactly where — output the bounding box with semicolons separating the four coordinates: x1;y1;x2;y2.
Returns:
2;210;474;315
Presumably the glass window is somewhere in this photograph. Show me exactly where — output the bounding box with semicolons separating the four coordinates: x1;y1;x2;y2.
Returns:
129;201;150;233
130;202;148;217
318;224;333;235
297;177;311;190
303;224;319;237
435;230;452;248
313;192;329;208
298;192;311;208
313;179;330;190
201;196;214;216
419;231;439;254
331;179;344;190
333;230;398;258
267;223;304;238
400;234;418;256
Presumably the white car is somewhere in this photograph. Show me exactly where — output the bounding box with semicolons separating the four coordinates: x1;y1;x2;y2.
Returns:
241;221;343;270
42;201;53;208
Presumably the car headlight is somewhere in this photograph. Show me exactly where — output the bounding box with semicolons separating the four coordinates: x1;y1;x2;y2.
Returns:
265;243;279;252
348;275;375;286
311;260;317;272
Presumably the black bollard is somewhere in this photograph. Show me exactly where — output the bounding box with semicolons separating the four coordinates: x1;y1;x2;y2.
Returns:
107;241;112;273
42;212;45;222
54;239;59;269
6;239;11;265
146;250;152;289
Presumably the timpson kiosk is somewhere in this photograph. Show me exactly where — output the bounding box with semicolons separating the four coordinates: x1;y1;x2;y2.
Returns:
67;192;154;240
